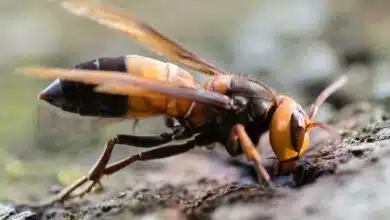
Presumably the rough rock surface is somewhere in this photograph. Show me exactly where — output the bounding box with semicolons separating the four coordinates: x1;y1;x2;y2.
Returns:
3;102;390;220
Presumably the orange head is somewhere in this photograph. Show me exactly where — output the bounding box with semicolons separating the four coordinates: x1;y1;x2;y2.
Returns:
261;75;348;175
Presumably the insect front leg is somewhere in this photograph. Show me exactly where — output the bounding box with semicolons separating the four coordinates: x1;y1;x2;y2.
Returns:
227;124;273;187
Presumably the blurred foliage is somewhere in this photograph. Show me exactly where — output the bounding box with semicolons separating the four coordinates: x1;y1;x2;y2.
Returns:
1;0;390;201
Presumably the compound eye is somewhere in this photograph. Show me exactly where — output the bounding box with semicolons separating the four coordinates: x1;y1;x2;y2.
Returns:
290;111;306;152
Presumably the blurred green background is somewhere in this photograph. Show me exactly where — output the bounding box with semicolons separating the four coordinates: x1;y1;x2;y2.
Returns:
1;0;390;202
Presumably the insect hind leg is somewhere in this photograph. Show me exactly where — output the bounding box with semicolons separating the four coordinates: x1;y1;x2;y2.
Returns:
89;127;194;182
27;128;196;207
115;133;173;148
31;136;200;207
103;139;197;175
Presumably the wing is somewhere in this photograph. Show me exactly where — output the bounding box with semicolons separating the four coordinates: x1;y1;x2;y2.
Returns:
21;66;237;110
61;0;228;76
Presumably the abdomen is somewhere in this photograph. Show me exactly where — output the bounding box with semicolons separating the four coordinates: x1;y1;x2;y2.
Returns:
57;55;197;118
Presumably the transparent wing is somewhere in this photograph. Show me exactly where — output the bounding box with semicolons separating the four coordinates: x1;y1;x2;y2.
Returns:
22;66;237;110
61;0;228;76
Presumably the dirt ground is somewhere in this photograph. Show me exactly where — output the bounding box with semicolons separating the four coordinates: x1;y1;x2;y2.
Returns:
2;101;390;220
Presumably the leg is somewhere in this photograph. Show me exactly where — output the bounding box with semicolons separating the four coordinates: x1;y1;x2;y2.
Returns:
29;138;197;207
78;139;198;199
28;139;118;207
103;139;197;175
115;133;173;148
227;124;273;187
88;132;184;183
164;117;194;141
131;119;140;134
81;129;194;191
105;134;212;176
116;123;194;148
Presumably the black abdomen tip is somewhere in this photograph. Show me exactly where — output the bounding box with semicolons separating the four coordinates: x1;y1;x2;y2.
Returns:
38;56;130;118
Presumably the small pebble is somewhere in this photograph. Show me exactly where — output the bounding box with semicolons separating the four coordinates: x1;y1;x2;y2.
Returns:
117;191;127;198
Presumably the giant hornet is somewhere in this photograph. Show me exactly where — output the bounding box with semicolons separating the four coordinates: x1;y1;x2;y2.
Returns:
21;0;347;206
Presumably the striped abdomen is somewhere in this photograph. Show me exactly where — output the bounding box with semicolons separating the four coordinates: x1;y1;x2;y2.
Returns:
38;55;197;119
